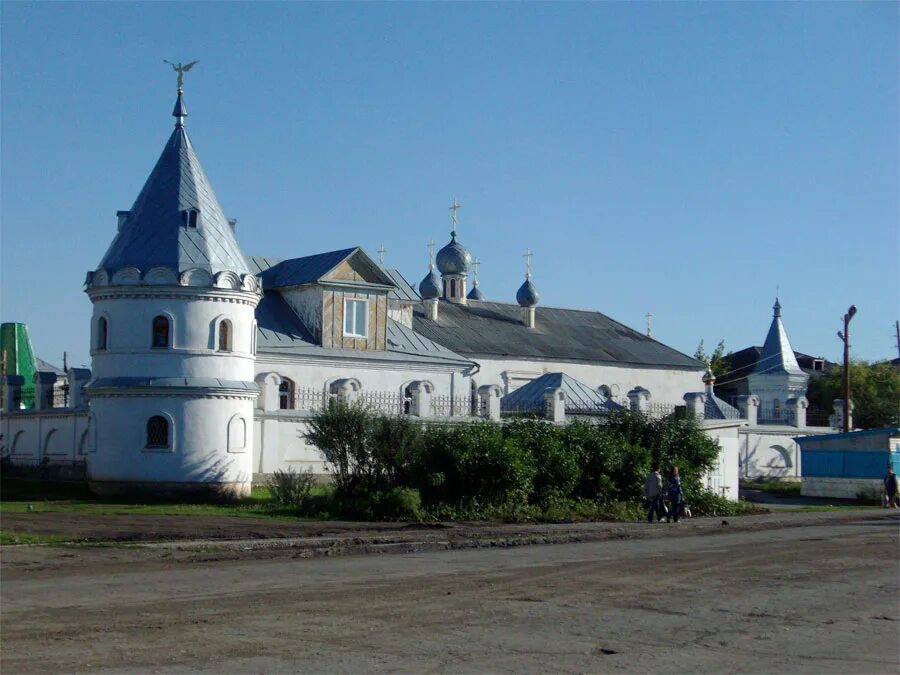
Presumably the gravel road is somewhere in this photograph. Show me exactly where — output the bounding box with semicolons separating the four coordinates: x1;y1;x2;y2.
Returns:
2;511;898;673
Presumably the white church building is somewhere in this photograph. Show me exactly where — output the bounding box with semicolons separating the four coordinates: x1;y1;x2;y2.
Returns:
3;84;760;499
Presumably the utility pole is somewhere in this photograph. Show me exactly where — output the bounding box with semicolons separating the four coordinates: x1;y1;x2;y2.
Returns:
837;305;857;433
895;320;899;360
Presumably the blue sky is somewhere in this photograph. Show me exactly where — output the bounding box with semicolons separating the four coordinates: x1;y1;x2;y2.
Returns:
1;2;897;369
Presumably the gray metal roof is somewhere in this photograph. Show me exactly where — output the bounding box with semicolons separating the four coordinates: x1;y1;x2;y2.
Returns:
255;291;472;367
704;393;742;420
383;268;421;302
412;300;703;369
88;377;257;390
249;248;395;290
98;124;252;276
502;372;623;412
753;300;804;377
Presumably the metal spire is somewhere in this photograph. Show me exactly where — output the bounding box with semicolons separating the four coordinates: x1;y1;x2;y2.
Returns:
449;199;461;236
523;248;533;279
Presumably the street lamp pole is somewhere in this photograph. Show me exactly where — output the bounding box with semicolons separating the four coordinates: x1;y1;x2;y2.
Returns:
837;305;857;433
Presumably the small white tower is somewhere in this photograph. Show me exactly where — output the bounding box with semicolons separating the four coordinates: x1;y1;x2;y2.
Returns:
435;200;472;304
747;298;809;418
84;76;261;499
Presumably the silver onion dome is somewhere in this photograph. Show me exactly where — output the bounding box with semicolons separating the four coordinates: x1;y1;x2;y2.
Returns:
436;233;471;275
419;268;441;300
516;278;539;307
467;283;485;301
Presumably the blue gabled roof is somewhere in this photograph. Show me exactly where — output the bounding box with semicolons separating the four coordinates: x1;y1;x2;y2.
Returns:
249;248;395;290
98;123;251;276
502;372;623;412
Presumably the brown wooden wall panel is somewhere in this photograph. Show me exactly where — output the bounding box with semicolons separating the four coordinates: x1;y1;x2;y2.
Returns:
375;296;386;351
329;260;361;282
367;294;377;351
322;291;334;348
333;291;344;349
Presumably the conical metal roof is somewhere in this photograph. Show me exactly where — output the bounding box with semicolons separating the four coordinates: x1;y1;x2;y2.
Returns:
753;298;804;376
97;96;251;276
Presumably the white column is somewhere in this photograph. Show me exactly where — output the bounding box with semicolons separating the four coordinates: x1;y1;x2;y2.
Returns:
786;396;808;429
33;372;57;411
410;381;433;417
477;384;502;421
3;375;24;412
67;368;92;410
544;387;566;423
736;394;760;425
627;386;651;413
683;392;707;420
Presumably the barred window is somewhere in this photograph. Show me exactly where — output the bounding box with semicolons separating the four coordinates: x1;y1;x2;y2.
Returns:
146;416;169;448
279;378;296;410
152;316;170;348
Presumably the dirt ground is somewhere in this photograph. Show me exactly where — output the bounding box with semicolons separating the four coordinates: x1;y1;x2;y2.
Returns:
2;511;898;673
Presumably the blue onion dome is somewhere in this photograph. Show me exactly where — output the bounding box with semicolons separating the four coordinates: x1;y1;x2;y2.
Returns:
516;278;539;307
467;282;485;301
436;233;471;275
419;268;441;300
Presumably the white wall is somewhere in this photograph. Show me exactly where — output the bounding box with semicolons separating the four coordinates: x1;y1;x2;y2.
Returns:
701;421;741;501
88;394;255;494
3;411;90;462
90;292;258;381
739;426;835;480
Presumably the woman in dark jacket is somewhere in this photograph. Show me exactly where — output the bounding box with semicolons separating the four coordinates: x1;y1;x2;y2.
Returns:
667;466;685;523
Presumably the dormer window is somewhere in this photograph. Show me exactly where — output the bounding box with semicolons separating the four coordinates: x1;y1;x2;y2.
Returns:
813;359;824;372
182;209;199;228
152;315;171;348
343;299;368;338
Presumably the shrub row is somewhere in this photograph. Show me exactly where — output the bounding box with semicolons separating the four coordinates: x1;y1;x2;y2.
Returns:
291;402;730;521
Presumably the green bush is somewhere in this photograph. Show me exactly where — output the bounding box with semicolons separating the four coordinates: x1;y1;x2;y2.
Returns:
371;414;423;488
266;467;317;509
506;419;580;506
303;401;375;496
411;422;536;508
689;490;764;517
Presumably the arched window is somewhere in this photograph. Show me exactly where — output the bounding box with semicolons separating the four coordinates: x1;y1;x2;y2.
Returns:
97;317;108;351
182;209;199;228
218;320;232;352
152;315;170;348
146;416;169;448
279;378;296;410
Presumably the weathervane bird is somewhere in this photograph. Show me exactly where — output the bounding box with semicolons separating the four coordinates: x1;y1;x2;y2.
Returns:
163;60;199;89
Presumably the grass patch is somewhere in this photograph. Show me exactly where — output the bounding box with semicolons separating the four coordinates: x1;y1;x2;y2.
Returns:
0;531;82;546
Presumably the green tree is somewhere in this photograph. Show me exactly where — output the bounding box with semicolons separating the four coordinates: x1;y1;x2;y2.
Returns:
806;360;900;429
694;339;731;377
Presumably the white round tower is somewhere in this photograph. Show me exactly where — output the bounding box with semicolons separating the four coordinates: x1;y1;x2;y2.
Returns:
84;83;261;499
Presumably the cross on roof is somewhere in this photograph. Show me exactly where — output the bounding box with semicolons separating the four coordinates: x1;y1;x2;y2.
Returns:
449;199;461;234
645;312;653;338
427;239;436;267
523;248;533;278
377;244;387;267
472;257;480;282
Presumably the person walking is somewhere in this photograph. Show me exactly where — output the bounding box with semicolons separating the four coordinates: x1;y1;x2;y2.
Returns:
644;464;664;523
667;466;685;523
883;466;899;508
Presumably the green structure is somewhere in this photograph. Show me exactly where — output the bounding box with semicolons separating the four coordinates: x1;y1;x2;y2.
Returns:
1;323;38;408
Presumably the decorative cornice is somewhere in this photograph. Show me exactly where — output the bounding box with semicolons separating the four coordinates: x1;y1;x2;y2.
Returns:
86;285;260;307
86;386;258;400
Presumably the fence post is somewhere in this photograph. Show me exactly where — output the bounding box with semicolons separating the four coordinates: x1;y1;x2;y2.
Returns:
543;387;566;423
330;378;361;405
3;375;24;412
477;384;502;421
255;372;282;412
409;381;433;417
786;396;808;429
33;372;57;411
67;368;92;409
627;386;651;413
736;394;760;425
682;392;707;420
830;399;853;430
